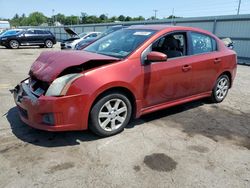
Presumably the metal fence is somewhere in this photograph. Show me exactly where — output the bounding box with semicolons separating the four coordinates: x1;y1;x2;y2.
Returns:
20;14;250;64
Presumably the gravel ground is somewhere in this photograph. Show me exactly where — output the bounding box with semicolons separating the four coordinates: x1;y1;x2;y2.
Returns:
0;44;249;188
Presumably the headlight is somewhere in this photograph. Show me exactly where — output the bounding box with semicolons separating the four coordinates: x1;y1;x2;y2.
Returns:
1;37;7;40
45;73;82;96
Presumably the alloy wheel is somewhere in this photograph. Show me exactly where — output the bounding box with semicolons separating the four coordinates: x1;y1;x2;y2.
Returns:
45;40;53;48
215;77;229;100
10;40;19;49
98;98;128;132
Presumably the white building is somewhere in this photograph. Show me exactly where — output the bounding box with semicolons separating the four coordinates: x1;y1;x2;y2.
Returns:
0;21;10;32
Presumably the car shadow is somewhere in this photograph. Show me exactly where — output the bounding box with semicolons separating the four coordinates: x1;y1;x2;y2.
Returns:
6;98;250;149
5;100;207;148
6;107;100;147
130;99;250;150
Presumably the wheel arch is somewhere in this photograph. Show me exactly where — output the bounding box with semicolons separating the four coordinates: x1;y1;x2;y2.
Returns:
8;39;20;47
87;86;138;130
219;71;232;88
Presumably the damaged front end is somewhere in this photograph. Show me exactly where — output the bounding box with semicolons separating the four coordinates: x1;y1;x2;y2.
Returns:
12;75;88;131
12;50;120;131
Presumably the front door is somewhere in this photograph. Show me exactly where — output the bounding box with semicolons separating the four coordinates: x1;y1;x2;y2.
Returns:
142;32;194;108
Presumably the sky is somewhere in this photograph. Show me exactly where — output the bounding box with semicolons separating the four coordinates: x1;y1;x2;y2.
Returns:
0;0;250;19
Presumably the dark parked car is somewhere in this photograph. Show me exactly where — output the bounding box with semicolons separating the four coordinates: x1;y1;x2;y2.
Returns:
0;29;56;49
75;25;127;50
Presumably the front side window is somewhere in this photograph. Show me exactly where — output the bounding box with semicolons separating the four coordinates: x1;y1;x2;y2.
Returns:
1;30;22;36
191;32;217;55
26;30;35;34
84;29;156;58
151;32;187;59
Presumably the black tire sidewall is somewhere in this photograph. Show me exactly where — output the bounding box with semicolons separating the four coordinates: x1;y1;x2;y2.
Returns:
212;74;230;103
90;92;132;137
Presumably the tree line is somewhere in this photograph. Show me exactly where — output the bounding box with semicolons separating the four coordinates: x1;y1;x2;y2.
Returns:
2;12;179;27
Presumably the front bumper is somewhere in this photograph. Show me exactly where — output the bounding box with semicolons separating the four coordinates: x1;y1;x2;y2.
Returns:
0;40;7;46
61;44;72;50
13;80;88;131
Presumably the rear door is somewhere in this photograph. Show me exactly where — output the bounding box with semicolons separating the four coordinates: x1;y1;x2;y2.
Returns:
34;30;45;43
188;32;221;95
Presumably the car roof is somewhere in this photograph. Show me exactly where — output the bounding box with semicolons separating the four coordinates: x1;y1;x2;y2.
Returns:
27;28;48;31
127;24;214;36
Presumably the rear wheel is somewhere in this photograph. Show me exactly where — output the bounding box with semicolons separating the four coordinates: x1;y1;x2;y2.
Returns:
90;92;132;137
9;40;19;49
45;39;53;48
210;74;230;103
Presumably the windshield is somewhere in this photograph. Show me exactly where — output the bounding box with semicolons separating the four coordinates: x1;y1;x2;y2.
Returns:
84;29;156;58
1;30;22;36
100;27;122;37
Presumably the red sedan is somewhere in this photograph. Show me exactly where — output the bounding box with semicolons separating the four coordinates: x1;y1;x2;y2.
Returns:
13;25;237;137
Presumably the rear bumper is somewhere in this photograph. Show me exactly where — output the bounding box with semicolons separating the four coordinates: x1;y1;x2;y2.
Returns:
13;80;88;131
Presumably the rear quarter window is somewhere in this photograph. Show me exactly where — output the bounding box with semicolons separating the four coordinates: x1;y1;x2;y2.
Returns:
191;32;217;55
35;30;45;35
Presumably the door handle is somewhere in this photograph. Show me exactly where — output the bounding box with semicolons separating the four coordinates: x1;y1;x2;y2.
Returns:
182;65;192;72
214;58;221;64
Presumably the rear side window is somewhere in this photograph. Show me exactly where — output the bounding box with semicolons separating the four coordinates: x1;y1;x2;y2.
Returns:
191;32;217;55
35;30;45;35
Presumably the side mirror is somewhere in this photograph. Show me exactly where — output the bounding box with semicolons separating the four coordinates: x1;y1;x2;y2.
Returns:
146;51;167;63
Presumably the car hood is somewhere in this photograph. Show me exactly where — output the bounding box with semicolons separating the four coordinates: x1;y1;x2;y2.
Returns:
62;37;79;43
30;51;119;82
64;27;79;38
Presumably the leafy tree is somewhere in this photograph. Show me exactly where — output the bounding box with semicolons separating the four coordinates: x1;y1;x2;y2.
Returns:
7;11;177;26
110;16;117;22
99;14;108;22
166;15;181;19
65;16;79;25
125;16;132;21
80;12;88;24
118;15;125;21
133;16;145;21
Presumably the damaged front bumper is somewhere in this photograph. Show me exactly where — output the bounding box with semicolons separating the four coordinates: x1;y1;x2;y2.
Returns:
12;79;88;131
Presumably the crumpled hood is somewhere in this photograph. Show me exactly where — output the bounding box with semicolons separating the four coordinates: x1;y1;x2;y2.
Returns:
30;51;119;82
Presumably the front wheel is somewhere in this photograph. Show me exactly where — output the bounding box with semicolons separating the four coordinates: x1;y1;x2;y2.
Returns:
90;92;132;137
45;39;53;48
210;74;230;103
9;40;19;49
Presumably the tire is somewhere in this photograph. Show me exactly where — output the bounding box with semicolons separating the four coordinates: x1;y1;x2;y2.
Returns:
9;40;19;49
210;74;230;103
90;92;132;137
45;39;53;48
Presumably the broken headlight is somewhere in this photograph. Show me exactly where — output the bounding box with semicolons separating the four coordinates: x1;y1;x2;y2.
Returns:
45;74;82;96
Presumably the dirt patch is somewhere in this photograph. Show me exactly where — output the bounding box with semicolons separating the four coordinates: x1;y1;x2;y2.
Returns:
187;145;210;153
144;153;177;172
0;143;27;154
133;165;141;172
46;162;75;174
